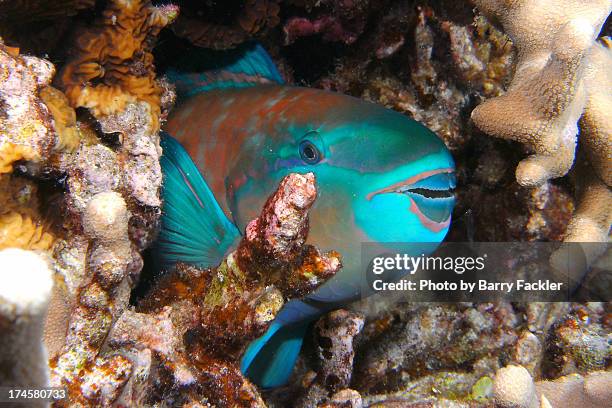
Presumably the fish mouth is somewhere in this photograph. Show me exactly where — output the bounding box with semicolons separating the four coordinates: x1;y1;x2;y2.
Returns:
366;168;456;201
367;168;455;233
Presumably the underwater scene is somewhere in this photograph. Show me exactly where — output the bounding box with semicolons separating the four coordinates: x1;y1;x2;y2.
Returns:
0;1;610;407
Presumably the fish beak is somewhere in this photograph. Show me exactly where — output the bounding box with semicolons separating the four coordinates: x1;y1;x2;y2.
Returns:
367;168;456;233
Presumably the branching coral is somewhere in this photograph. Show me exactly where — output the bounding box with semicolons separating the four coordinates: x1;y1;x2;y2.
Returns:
494;365;612;408
470;0;611;187
0;249;53;401
57;0;178;132
171;0;280;50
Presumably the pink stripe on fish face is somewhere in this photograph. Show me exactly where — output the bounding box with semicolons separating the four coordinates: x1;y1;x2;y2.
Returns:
366;168;454;201
408;197;451;233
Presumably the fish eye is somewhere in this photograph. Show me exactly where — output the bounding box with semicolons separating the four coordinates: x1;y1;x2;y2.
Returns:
299;140;321;164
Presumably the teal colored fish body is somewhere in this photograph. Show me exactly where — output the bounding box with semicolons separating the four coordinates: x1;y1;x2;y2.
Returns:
158;44;456;388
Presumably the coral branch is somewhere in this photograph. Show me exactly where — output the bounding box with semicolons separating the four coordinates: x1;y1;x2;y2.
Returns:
105;173;341;406
0;248;53;405
296;310;364;408
470;0;611;187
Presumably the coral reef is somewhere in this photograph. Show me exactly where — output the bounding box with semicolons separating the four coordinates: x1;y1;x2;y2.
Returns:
0;1;610;407
0;249;53;407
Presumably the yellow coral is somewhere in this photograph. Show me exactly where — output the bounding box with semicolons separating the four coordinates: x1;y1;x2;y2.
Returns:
57;0;178;132
0;142;37;173
0;174;55;251
39;86;81;152
0;211;54;251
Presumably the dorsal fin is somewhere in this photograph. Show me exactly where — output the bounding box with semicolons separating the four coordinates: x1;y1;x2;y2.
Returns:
166;43;285;99
155;132;241;270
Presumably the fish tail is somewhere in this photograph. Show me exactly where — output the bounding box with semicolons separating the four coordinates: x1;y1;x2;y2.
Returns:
241;320;311;388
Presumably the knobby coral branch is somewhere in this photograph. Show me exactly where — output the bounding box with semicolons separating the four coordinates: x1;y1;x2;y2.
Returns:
470;0;611;187
102;173;341;407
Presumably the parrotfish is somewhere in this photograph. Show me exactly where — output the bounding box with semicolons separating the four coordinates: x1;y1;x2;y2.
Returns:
157;44;456;388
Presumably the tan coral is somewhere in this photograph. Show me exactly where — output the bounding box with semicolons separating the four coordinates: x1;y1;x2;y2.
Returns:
0;174;54;251
581;38;612;187
494;364;612;408
56;0;178;132
470;0;611;187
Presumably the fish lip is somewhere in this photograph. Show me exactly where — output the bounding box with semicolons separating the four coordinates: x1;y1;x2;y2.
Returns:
366;168;455;201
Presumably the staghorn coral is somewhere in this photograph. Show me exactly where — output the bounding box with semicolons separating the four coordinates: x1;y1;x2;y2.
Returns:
0;248;53;408
57;0;178;131
171;0;281;50
470;0;611;187
494;364;612;408
97;173;341;407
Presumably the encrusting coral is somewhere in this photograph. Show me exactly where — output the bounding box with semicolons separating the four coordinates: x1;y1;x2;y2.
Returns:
0;41;61;251
0;248;53;408
56;0;179;132
494;364;612;408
